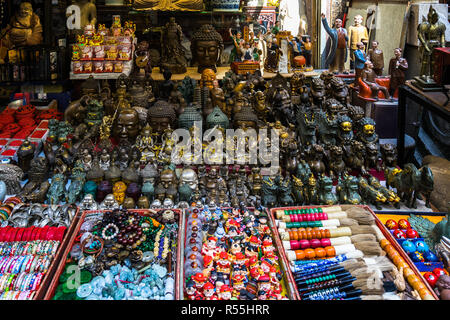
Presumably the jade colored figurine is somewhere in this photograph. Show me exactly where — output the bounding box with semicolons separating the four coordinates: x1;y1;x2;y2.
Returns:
337;174;362;204
318;175;338;205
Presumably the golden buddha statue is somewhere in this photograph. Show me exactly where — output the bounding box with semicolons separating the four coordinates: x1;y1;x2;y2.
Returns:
134;0;203;11
0;2;43;63
200;68;216;90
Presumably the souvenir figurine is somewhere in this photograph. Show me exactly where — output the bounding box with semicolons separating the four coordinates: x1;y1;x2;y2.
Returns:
328;145;346;179
367;40;384;76
306;144;326;176
17;139;36;174
264;38;282;73
361;61;391;99
388;47;408;96
261;176;278;207
277;176;294;206
310;78;326;108
0;1;43;63
359;176;386;210
147;101;177;134
417;6;447;79
19;157;48;201
160;17;187;74
191;24;224;73
99;194;120;210
66;162;86;204
347;15;368;70
290;71;309;105
337;174;361;204
80;193;98;210
47;173;67;205
345;140;367;175
357;117;378;145
336;115;354;146
353;42;366;84
318;175;338;205
321;13;348;73
330;77;349;106
304;174;319;205
112;181;127;205
365;142;381;171
113;108;141;142
297;108;317;147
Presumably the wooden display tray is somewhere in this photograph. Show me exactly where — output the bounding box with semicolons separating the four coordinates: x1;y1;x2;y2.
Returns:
178;207;299;300
268;205;439;300
0;205;81;300
43;208;184;300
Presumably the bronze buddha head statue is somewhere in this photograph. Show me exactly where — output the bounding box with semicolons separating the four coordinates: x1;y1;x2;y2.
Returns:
113;108;140;141
147;100;176;133
234;106;258;130
190;24;224;73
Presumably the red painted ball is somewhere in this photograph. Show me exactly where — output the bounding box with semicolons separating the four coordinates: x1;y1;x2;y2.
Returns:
398;219;411;230
423;272;438;287
433;268;447;278
406;228;419;239
393;229;407;239
385;219;398;230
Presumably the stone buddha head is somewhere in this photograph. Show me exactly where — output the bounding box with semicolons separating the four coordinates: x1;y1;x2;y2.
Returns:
113;108;140;142
147;100;176;134
191;24;224;73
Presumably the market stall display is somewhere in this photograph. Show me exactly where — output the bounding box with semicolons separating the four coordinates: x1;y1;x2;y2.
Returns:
45;208;181;300
272;205;437;300
180;206;297;300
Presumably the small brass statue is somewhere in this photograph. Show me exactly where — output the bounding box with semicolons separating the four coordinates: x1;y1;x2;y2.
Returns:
417;6;447;79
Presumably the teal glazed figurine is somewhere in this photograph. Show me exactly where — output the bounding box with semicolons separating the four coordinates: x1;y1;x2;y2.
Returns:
66;161;86;204
206;106;229;130
278;176;294;206
0;180;6;202
261;176;278;207
318;175;338;205
47;173;67;205
83;180;98;199
336;175;362;204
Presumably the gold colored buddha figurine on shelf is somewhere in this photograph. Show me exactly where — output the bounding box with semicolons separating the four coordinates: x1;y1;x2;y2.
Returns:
134;0;204;11
0;2;43;64
200;68;216;90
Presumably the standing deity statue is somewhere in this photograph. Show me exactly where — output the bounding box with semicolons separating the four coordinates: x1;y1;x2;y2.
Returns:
160;17;187;74
417;6;446;79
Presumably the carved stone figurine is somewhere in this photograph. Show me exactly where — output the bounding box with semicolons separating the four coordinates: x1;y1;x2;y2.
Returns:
190;24;224;73
0;2;43;63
